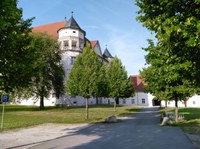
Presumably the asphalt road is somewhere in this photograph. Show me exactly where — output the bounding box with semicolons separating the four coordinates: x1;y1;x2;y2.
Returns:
29;107;196;149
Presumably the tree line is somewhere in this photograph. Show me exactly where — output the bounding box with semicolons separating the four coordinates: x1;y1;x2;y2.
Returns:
66;43;134;119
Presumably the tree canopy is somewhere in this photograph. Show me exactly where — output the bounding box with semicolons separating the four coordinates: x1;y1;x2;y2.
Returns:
66;43;101;119
106;56;135;110
0;0;34;93
136;0;199;121
136;0;200;88
18;32;65;110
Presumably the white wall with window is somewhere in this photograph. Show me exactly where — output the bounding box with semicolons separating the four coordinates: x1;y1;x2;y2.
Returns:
59;29;80;38
119;92;154;106
161;94;200;107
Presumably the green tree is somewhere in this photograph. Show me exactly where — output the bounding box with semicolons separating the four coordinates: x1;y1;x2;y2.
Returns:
0;0;34;93
136;0;199;122
136;0;200;88
140;41;195;122
95;62;109;104
107;56;134;111
66;43;101;119
124;77;135;98
18;32;65;110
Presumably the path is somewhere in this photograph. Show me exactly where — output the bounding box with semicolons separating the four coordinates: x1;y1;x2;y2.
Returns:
29;107;196;149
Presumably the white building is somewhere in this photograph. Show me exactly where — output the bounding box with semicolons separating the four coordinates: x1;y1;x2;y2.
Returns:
160;94;200;107
17;15;113;106
118;75;156;107
17;15;200;108
121;75;200;108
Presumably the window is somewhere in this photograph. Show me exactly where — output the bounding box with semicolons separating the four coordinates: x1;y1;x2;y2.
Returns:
193;101;196;105
72;41;77;47
123;99;126;104
142;98;145;104
132;99;135;104
71;56;76;65
73;31;76;33
64;40;68;47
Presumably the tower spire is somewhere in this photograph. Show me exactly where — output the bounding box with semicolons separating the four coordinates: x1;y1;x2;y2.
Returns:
71;11;74;16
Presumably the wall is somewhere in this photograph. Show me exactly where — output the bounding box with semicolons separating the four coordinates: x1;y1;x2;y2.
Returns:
161;94;200;107
15;96;56;107
118;92;154;107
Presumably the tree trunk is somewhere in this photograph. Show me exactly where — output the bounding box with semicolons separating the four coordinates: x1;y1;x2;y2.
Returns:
184;100;187;108
86;98;89;119
40;95;45;110
175;98;178;122
96;97;98;105
114;97;117;112
115;97;119;104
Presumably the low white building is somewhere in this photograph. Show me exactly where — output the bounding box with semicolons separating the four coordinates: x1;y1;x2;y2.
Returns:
161;94;200;107
119;75;200;108
118;75;156;107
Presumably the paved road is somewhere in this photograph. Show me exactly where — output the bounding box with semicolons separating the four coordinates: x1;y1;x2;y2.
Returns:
29;107;196;149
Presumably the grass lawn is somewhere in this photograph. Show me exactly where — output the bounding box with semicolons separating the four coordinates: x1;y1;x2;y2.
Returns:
0;104;141;131
160;107;200;135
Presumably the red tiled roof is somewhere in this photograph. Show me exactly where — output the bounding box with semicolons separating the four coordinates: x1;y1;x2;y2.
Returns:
130;75;145;92
90;40;98;48
32;21;99;52
32;21;67;38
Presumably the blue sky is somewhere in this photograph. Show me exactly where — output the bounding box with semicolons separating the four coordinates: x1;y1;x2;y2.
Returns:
18;0;155;76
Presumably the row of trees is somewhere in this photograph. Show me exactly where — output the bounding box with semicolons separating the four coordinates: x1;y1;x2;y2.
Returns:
136;0;200;121
66;43;134;119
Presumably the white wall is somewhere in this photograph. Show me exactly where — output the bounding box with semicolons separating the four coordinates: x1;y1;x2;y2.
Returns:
119;92;154;107
161;94;200;107
15;96;56;106
59;29;81;38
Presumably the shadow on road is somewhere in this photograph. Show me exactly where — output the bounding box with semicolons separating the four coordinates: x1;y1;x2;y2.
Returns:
14;107;195;149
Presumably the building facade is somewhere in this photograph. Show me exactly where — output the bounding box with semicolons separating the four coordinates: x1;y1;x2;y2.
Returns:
16;15;200;108
120;75;200;108
17;15;113;106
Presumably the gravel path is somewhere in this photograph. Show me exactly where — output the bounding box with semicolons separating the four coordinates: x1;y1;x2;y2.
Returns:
0;123;89;149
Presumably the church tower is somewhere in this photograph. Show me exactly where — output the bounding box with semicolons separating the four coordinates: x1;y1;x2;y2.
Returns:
57;14;86;81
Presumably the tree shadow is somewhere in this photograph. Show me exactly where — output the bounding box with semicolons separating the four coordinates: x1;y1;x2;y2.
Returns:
11;107;194;149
